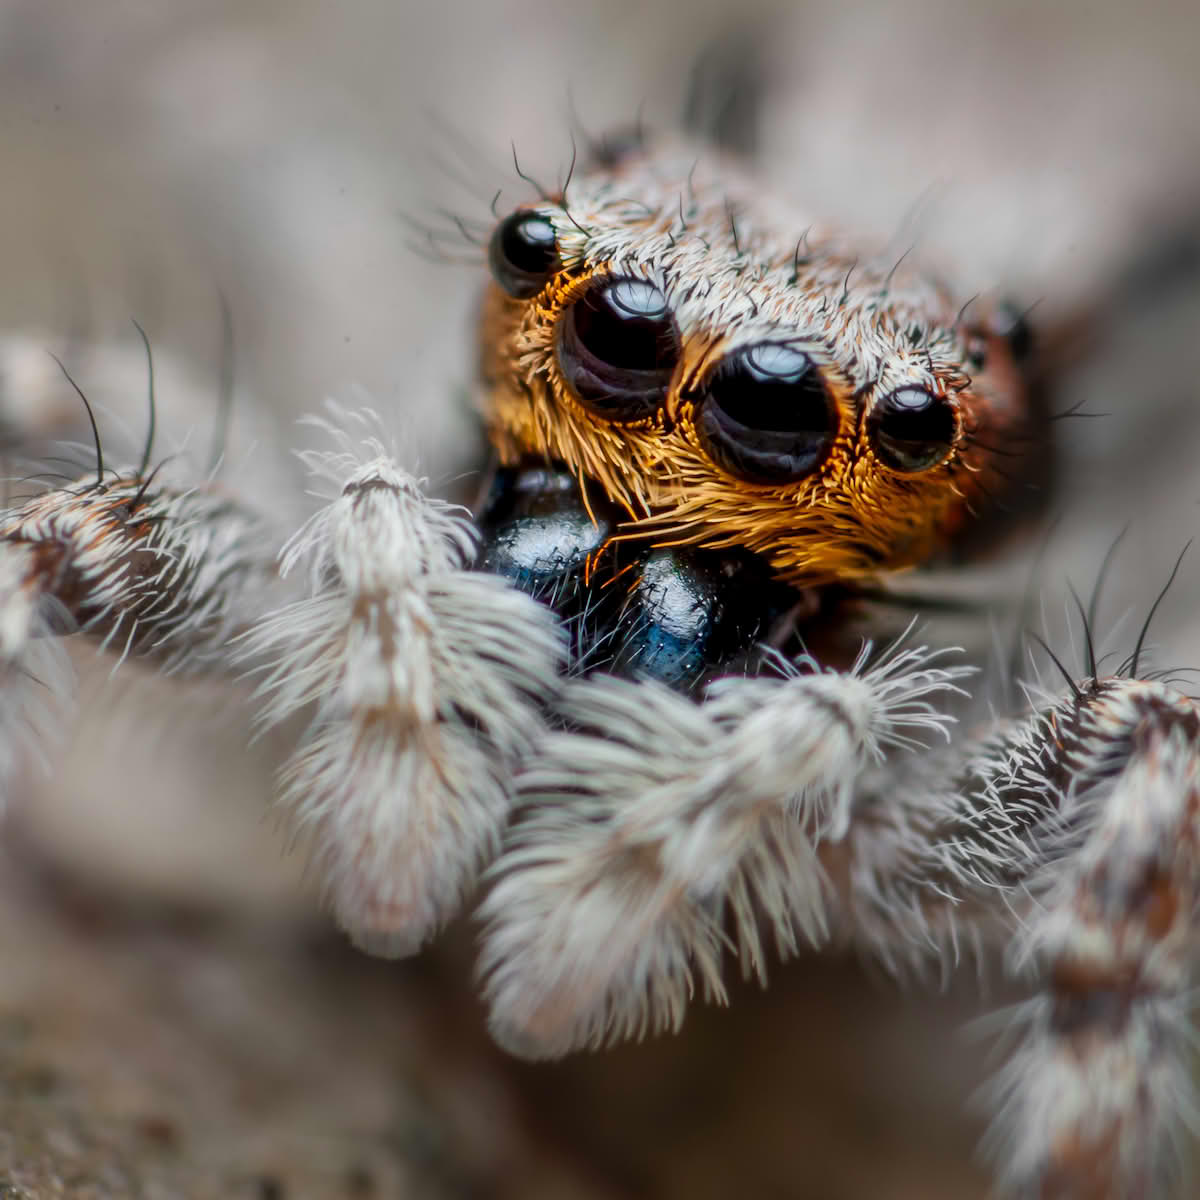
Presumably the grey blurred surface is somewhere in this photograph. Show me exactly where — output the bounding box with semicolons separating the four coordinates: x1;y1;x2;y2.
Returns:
0;1;1198;1195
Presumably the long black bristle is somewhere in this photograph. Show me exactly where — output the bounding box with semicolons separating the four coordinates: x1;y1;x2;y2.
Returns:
131;318;156;478
47;351;103;486
1128;541;1191;680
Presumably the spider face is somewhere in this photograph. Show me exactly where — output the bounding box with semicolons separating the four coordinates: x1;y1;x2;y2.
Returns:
479;136;1036;588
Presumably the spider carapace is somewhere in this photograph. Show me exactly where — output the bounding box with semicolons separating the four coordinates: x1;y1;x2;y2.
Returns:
473;134;1040;690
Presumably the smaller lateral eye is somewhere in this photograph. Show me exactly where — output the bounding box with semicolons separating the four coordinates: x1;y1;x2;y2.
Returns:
867;386;958;472
488;211;561;298
991;302;1034;363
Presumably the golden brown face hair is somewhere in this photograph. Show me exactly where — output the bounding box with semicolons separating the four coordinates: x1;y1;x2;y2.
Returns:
478;136;1033;587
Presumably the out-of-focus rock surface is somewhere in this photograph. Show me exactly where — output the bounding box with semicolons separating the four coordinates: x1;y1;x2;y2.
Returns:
0;838;994;1198
1;1;1199;1195
0;847;615;1200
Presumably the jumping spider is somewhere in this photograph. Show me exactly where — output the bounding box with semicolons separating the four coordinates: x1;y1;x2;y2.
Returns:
1;120;1197;1200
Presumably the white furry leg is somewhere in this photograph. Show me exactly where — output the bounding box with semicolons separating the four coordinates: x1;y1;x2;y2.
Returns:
0;469;276;803
0;470;278;672
834;678;1200;1198
245;413;565;958
988;684;1200;1199
478;641;970;1059
0;541;72;806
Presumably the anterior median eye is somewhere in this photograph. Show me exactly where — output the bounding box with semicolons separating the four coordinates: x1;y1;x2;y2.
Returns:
695;343;838;484
867;386;958;472
556;277;680;421
488;211;561;298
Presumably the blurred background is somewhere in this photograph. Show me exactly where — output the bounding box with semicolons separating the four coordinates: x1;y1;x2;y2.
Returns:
0;0;1198;1195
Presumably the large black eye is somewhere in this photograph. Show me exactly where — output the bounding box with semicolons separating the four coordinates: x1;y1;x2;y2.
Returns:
695;343;838;484
867;386;958;472
488;211;561;298
556;277;680;421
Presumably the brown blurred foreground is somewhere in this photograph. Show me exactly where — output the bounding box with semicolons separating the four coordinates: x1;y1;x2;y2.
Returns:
0;803;1007;1200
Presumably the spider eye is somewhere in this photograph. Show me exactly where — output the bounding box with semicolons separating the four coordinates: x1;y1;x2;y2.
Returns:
964;334;988;373
586;125;646;169
488;211;561;298
556;277;680;421
993;302;1034;363
694;343;838;484
867;386;958;472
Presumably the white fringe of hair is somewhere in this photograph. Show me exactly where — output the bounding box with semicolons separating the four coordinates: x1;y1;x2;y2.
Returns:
478;639;972;1058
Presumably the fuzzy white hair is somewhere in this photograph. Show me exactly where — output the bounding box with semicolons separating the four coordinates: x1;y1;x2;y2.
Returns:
479;641;971;1058
242;410;565;956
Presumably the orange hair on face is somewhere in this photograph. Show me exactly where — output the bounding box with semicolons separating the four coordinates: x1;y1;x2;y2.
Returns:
479;138;1034;587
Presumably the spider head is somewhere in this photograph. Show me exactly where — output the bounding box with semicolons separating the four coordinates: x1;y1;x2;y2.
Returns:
478;136;1037;587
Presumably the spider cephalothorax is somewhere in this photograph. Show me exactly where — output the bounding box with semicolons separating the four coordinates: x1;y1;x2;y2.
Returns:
480;136;1035;587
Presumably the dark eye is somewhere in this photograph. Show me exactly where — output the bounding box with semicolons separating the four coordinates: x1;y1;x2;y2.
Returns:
556;277;680;421
992;302;1034;363
694;343;838;484
488;211;561;298
867;386;958;472
586;125;646;169
964;334;988;373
